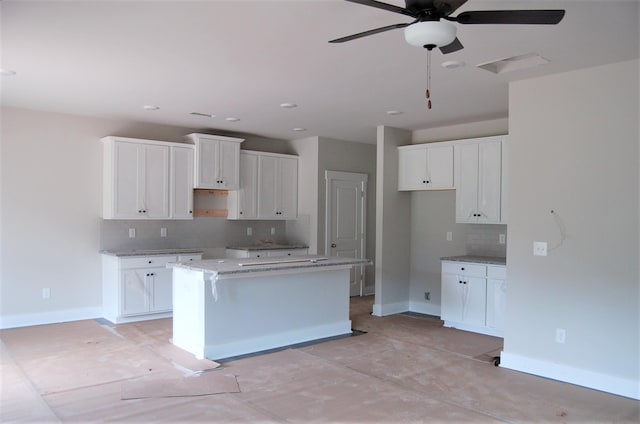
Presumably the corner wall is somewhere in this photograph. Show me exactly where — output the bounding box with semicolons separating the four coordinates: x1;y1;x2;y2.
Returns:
501;59;639;399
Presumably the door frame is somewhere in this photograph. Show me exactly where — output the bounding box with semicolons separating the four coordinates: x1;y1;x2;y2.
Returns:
325;170;368;296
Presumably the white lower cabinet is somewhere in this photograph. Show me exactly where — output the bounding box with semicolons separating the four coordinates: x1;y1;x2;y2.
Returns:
441;261;506;337
225;248;308;259
102;253;202;323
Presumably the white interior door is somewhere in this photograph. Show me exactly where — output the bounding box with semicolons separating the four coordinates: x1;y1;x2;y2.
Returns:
325;171;367;296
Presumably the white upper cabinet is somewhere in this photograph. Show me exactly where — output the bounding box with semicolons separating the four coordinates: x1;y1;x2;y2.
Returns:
454;137;503;224
227;151;259;220
398;142;454;191
103;137;194;220
186;133;244;190
257;152;298;220
170;145;195;220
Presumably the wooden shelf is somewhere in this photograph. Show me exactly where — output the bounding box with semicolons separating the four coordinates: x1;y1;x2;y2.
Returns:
194;189;229;197
193;209;228;218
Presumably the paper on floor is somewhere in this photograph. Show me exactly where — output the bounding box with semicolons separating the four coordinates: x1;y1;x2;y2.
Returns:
121;372;240;400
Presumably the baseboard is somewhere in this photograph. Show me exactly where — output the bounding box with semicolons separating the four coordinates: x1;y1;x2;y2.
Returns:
0;307;102;330
408;301;440;317
372;301;409;317
500;351;640;400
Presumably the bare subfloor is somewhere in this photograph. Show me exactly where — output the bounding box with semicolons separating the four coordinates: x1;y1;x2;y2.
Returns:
2;296;638;422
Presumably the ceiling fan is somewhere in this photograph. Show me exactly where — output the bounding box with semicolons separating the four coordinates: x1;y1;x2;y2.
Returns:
329;0;566;54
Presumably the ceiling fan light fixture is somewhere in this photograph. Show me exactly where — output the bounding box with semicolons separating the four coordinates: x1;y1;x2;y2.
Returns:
404;21;456;48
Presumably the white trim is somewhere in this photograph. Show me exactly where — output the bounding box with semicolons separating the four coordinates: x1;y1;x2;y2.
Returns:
0;307;102;330
372;301;409;317
408;301;441;317
500;351;640;400
443;321;504;338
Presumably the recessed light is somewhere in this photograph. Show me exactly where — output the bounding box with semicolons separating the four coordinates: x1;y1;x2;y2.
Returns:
190;112;216;118
386;110;403;115
225;117;240;122
142;105;159;111
292;128;307;132
0;69;16;76
441;60;466;69
280;103;298;109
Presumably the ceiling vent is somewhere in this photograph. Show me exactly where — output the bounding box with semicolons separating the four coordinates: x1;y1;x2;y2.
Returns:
477;53;550;74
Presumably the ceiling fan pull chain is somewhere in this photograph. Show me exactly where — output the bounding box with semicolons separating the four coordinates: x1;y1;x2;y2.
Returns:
426;49;432;110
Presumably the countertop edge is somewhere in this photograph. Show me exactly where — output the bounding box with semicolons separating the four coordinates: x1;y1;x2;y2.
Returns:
100;248;205;257
440;255;506;266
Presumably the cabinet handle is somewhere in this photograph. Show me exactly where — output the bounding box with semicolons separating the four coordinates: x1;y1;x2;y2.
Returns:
148;260;152;264
422;180;426;184
426;180;430;184
463;281;467;284
240;211;243;215
459;280;462;284
461;267;465;271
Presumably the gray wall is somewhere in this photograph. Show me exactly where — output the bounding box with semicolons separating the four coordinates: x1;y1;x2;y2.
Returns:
374;126;411;315
501;59;639;398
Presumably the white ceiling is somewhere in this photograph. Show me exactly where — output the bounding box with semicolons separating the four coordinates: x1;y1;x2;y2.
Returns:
1;0;638;143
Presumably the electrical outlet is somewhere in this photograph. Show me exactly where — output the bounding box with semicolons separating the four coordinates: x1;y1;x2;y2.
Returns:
247;227;253;236
555;328;566;344
160;227;167;237
128;228;136;238
499;233;506;245
446;231;453;241
424;292;431;301
271;227;276;235
533;241;547;256
42;288;50;299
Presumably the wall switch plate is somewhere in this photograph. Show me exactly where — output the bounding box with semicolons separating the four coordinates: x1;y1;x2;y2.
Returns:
42;288;50;299
424;291;431;301
555;328;566;344
271;227;276;235
160;227;167;237
446;231;453;241
128;228;136;238
499;233;506;245
533;241;548;256
247;227;253;236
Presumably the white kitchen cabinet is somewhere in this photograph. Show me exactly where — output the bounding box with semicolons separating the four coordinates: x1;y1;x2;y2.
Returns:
454;137;503;224
486;265;507;331
170;145;194;220
257;153;298;220
398;142;454;191
102;252;202;324
186;133;244;190
225;248;308;258
227;151;258;219
103;137;171;219
441;260;505;337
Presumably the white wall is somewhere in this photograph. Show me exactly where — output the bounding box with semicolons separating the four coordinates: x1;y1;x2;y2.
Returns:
374;126;411;315
501;59;639;399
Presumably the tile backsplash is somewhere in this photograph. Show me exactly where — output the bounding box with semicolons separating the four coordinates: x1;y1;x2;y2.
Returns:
466;224;507;257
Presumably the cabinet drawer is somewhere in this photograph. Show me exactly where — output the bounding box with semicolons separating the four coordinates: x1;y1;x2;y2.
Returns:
487;265;506;279
266;249;308;257
442;262;486;277
177;254;202;262
120;255;176;269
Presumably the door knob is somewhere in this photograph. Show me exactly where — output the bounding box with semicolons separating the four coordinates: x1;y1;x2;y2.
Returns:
331;243;336;248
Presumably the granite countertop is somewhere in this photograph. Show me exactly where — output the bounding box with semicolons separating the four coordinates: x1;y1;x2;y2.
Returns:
100;248;204;257
440;255;506;265
226;244;309;251
169;255;372;278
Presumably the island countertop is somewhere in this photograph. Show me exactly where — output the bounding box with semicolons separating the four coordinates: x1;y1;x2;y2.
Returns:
440;255;506;265
169;255;371;278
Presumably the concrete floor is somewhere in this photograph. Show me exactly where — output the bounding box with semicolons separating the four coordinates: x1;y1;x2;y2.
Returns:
1;296;638;422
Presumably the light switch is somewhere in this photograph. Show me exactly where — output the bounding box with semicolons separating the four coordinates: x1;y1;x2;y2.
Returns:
446;231;453;241
533;241;548;256
160;228;167;237
247;227;253;236
499;234;506;245
271;227;276;235
128;228;136;238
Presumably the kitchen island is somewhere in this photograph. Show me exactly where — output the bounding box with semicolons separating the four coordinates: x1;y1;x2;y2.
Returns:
169;255;371;360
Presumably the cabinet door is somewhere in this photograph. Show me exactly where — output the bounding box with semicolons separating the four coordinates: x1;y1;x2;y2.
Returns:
238;153;258;219
195;138;220;188
218;141;240;189
257;155;278;219
398;148;427;190
171;146;194;220
441;273;464;322
426;144;454;189
277;157;298;219
149;268;173;312
477;141;502;223
454;143;480;222
121;269;149;316
464;277;487;327
142;144;170;219
112;142;142;219
486;278;506;330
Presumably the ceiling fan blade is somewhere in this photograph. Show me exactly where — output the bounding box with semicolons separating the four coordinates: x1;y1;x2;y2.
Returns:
433;0;469;16
439;37;464;54
452;10;566;25
329;22;411;43
343;0;416;18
